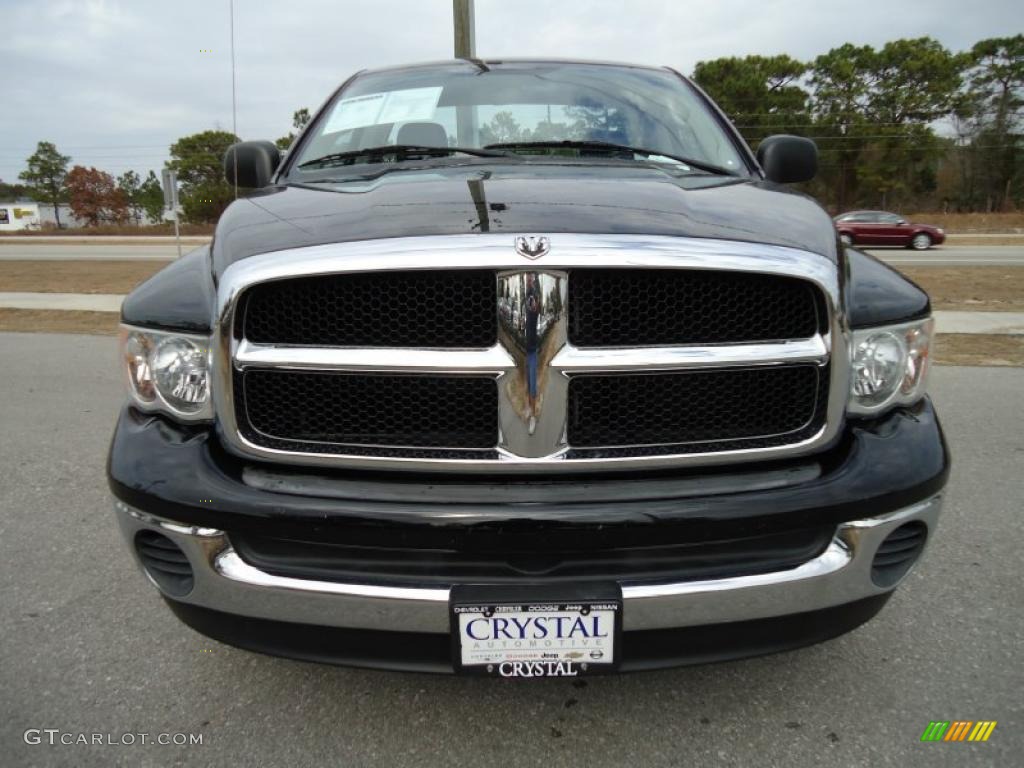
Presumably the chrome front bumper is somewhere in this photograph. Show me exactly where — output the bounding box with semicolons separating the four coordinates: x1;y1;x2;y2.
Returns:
115;496;942;633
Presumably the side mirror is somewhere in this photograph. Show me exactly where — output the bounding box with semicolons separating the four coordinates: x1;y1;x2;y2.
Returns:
223;141;281;188
756;135;818;184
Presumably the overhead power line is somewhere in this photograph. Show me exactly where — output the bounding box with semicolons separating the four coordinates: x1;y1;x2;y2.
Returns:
229;0;238;200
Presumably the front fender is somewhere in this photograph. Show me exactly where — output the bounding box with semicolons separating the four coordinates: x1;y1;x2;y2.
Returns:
120;245;216;332
844;247;930;328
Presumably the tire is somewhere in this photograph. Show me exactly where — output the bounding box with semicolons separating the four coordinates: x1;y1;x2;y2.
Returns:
839;233;853;247
910;233;932;250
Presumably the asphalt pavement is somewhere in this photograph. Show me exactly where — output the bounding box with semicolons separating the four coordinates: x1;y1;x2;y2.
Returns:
0;332;1020;767
0;243;191;260
0;292;125;312
873;246;1024;266
1;240;1023;265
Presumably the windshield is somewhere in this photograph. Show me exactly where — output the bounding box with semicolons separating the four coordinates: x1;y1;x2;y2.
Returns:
286;62;747;178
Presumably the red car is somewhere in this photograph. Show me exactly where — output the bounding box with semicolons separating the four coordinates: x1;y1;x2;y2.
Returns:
834;211;945;250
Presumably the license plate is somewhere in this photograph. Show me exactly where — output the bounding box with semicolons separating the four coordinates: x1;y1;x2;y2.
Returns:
450;585;621;677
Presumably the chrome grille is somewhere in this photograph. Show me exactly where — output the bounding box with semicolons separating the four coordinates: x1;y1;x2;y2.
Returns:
214;234;847;474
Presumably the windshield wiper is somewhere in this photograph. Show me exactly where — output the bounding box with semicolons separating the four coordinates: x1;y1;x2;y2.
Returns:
483;140;739;177
297;144;513;169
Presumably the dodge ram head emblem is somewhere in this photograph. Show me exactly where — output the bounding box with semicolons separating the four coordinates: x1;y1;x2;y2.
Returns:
514;236;550;260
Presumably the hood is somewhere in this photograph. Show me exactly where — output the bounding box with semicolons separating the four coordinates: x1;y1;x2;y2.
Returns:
211;162;837;275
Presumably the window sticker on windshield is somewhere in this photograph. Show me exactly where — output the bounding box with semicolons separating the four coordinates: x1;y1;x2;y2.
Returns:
323;93;386;134
378;87;442;124
323;87;442;134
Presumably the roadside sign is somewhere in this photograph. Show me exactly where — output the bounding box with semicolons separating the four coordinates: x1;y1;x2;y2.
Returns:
160;169;182;259
161;169;178;211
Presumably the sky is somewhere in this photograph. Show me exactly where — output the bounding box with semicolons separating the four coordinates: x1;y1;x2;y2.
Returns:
1;0;1022;185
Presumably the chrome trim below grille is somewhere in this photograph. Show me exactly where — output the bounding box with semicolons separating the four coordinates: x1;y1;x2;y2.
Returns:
115;495;942;633
214;233;847;473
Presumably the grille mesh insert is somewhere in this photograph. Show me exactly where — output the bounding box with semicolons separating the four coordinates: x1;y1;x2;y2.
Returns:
569;269;821;346
568;365;824;448
242;270;497;347
239;369;498;450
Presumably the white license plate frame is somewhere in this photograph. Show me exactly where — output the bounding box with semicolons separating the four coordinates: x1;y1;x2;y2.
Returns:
450;585;622;677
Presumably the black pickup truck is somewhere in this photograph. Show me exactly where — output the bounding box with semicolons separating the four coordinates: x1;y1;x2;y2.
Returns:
109;59;948;677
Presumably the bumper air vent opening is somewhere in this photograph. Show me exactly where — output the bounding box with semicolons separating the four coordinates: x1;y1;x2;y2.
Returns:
871;521;927;588
135;530;194;597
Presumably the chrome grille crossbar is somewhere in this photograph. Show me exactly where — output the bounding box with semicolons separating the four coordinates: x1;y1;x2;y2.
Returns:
552;337;828;372
234;341;517;375
235;337;828;375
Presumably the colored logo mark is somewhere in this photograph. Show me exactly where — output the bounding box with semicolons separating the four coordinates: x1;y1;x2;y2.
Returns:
921;721;997;742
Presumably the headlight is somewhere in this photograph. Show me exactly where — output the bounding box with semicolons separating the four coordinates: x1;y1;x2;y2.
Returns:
119;325;213;421
152;337;210;412
848;318;934;416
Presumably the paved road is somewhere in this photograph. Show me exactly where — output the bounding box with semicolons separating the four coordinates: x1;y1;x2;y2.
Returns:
0;243;189;260
0;332;1020;767
865;246;1024;266
934;311;1024;335
1;240;1023;265
0;292;125;312
0;236;212;243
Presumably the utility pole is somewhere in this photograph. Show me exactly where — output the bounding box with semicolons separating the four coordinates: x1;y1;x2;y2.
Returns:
229;0;239;200
453;0;477;145
453;0;475;58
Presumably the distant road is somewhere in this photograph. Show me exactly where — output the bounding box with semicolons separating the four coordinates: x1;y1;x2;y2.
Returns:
0;243;187;260
865;246;1024;266
1;239;1022;265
